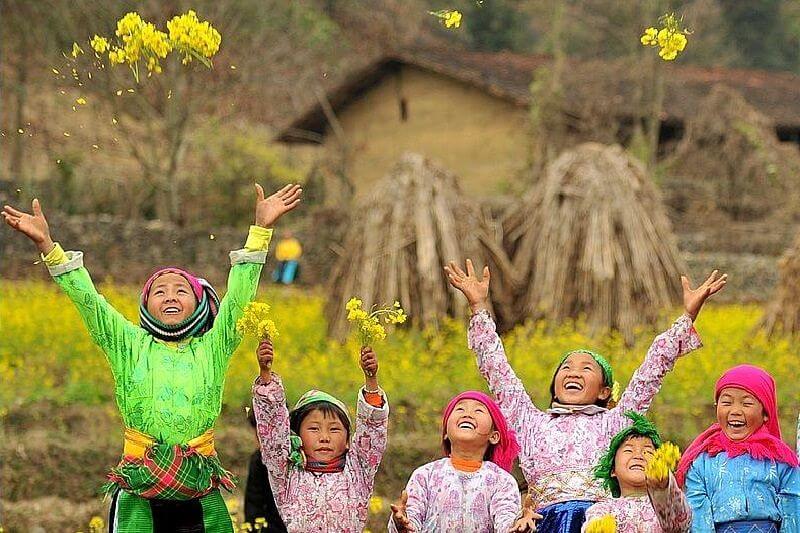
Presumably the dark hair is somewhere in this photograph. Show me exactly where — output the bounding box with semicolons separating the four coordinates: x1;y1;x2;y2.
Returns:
247;406;257;428
289;401;351;440
548;360;611;409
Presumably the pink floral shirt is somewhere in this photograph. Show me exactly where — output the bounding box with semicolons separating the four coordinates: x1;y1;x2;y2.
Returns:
252;376;389;533
583;473;692;532
388;458;521;533
468;310;701;508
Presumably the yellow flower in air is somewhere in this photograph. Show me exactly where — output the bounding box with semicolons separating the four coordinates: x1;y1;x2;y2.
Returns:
75;97;87;105
640;27;657;46
585;514;617;533
444;10;462;29
71;42;84;57
91;35;109;53
88;516;104;532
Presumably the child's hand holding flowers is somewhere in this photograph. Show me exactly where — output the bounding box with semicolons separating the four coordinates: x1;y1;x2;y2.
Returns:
645;442;681;490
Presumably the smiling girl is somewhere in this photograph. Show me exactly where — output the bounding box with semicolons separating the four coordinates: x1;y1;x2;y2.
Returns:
677;365;800;532
445;259;725;531
389;391;537;533
251;338;388;532
2;184;301;532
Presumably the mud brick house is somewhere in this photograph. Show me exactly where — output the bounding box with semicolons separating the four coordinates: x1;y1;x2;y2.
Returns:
277;47;800;195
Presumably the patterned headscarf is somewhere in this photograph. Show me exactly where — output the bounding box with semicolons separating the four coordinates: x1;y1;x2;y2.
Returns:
594;411;662;497
288;390;351;471
441;391;520;473
139;267;220;341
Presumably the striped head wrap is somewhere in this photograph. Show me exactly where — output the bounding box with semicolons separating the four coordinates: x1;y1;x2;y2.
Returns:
139;267;220;341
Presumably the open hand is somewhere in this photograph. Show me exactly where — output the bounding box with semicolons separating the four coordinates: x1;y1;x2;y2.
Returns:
444;259;490;312
255;183;302;228
682;270;727;321
256;338;274;381
3;199;54;254
390;490;415;532
509;494;542;532
360;346;378;378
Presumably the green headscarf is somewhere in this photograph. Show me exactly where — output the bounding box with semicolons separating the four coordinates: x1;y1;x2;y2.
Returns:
593;411;662;497
288;389;351;470
559;349;614;386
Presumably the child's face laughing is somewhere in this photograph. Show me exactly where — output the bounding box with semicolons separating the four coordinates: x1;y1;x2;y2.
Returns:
716;387;766;441
445;399;499;454
612;435;656;496
553;352;610;405
146;272;197;325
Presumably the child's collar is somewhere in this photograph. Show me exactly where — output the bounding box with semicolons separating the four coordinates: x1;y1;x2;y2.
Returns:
547;402;608;416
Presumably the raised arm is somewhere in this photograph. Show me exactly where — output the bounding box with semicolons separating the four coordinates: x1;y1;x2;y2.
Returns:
613;270;726;420
3;199;142;378
647;472;692;533
251;337;292;506
205;184;302;362
348;346;389;493
445;260;541;438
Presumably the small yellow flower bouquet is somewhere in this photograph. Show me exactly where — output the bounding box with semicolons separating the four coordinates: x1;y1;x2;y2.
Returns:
584;514;617;533
237;302;279;340
429;9;463;29
645;441;682;484
85;10;221;82
346;297;407;346
641;13;690;61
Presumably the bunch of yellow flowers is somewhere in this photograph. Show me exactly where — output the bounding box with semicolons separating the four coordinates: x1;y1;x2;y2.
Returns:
88;10;220;82
167;10;222;66
641;13;689;61
346;298;407;346
237;302;279;340
645;441;682;483
584;514;617;533
429;9;462;29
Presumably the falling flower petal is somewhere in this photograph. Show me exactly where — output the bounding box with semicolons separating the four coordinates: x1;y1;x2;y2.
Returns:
76;97;87;105
230;65;236;70
51;68;60;75
71;42;84;57
112;117;118;125
127;88;135;93
92;144;99;149
56;159;62;164
116;89;123;96
63;132;71;137
209;234;215;240
17;128;24;134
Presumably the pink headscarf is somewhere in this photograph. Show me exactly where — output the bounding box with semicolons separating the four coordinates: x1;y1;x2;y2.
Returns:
441;391;520;473
141;267;205;304
676;364;798;486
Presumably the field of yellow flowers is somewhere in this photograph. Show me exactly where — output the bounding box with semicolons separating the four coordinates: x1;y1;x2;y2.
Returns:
1;279;798;531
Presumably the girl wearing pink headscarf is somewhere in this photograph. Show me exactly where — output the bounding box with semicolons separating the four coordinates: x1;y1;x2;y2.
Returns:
389;391;537;532
677;365;800;533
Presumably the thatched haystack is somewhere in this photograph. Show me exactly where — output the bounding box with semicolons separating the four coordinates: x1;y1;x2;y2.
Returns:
503;142;684;341
663;84;800;225
762;231;800;337
326;153;511;339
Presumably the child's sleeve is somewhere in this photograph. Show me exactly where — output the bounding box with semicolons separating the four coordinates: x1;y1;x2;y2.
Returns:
647;472;692;533
778;462;800;533
46;244;144;380
490;472;522;532
468;309;541;441
349;387;389;496
252;374;291;507
581;503;612;532
614;314;702;420
683;458;715;533
205;226;272;366
387;467;428;533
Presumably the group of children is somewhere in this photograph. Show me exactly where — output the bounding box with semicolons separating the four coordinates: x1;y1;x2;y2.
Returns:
3;183;799;532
